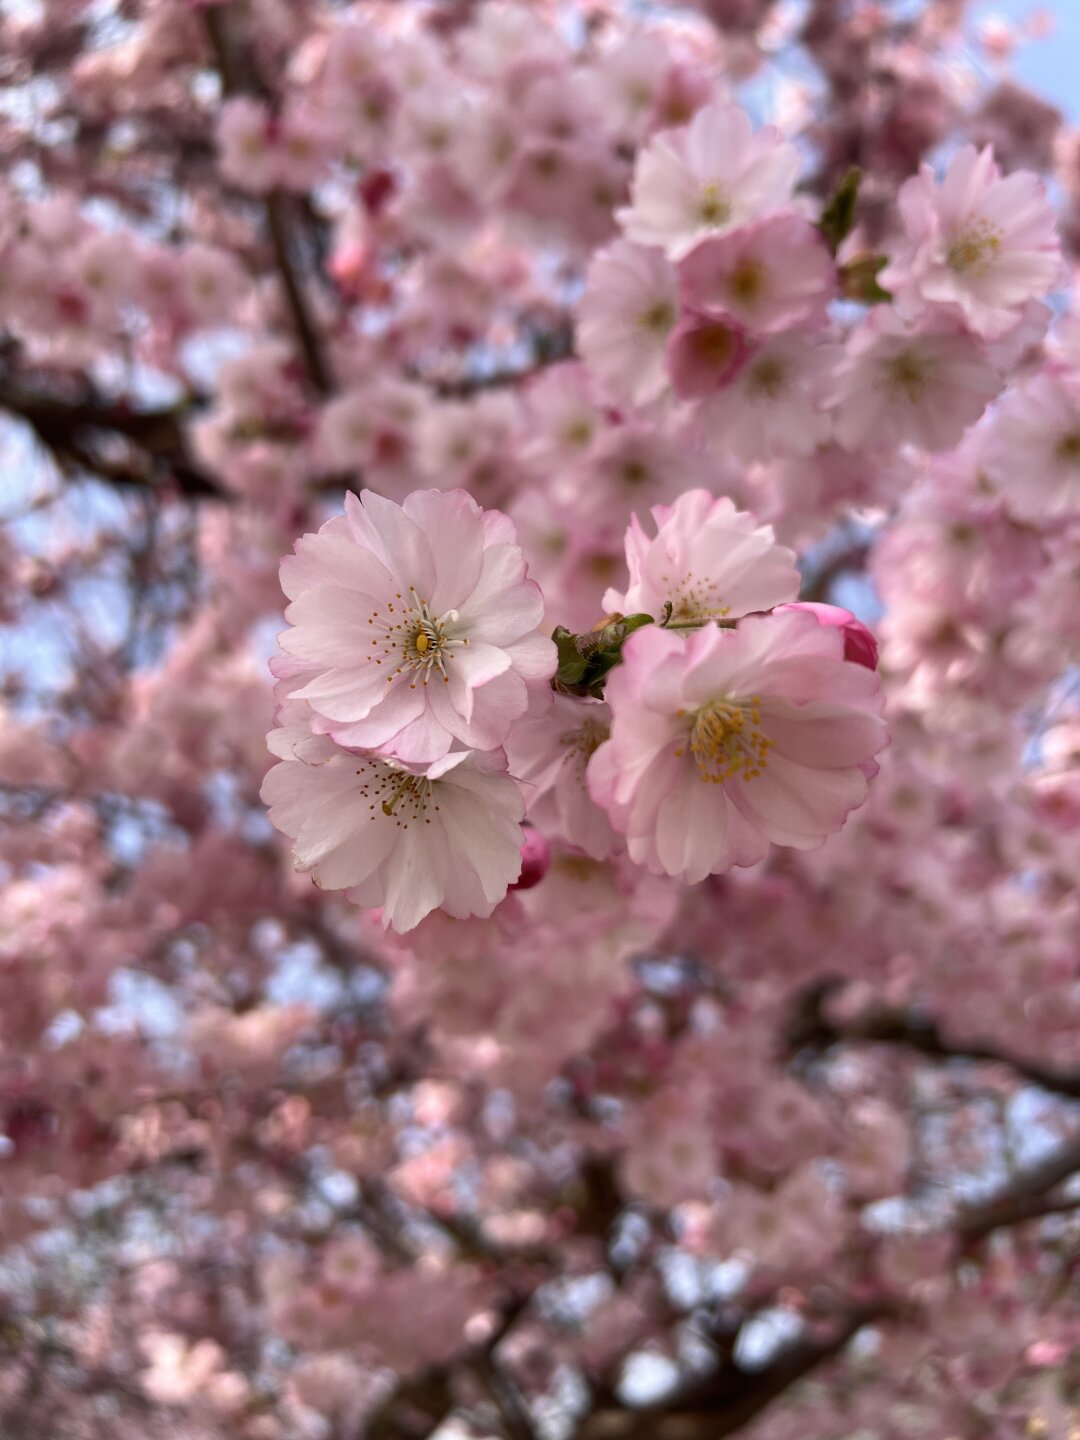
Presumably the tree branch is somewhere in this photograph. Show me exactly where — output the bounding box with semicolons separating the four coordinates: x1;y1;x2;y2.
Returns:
957;1131;1080;1242
202;7;334;397
786;983;1080;1100
573;1304;890;1440
0;372;228;500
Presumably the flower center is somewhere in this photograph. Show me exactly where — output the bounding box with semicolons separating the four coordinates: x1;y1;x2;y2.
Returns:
682;698;771;784
746;354;788;398
883;347;930;401
559;718;609;776
1056;432;1080;465
689;321;739;368
727;258;767;306
354;761;440;830
947;220;1003;275
366;589;465;687
698;183;732;227
638;299;676;334
662;569;732;623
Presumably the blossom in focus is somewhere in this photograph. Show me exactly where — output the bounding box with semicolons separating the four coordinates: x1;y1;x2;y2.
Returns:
618;98;801;260
261;713;526;933
587;609;887;882
276;489;555;764
603;489;801;625
881;144;1061;338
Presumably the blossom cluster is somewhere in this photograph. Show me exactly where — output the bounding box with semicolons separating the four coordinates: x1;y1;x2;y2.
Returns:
264;484;890;931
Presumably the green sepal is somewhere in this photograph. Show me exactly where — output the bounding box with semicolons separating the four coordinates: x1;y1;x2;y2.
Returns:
839;253;892;304
552;614;654;698
818;167;862;254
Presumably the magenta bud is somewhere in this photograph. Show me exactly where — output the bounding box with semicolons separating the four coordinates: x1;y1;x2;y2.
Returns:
511;826;550;891
780;601;879;670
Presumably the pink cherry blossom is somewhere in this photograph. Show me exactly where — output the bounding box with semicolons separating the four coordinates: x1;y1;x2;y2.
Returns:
505;694;621;861
692;331;840;460
5;4;1080;1432
778;602;880;669
217;97;279;194
618;98;801;260
276;489;555;763
603;489;801;624
587;610;887;882
881;144;1062;338
665;311;754;398
261;713;525;932
677;213;837;333
576;239;679;406
832;308;1003;451
981;369;1080;519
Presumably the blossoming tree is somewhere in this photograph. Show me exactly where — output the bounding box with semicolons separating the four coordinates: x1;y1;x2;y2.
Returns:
1;2;1078;1437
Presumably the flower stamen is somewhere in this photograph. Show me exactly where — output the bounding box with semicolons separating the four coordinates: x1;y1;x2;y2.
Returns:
687;698;771;783
366;590;464;686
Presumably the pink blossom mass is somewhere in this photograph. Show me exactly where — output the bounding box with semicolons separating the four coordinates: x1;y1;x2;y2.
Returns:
2;2;1080;1437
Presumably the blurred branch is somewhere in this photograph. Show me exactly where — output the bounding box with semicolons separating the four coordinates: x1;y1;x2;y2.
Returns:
0;369;227;500
573;1303;891;1440
958;1131;1080;1242
368;1292;533;1440
800;540;871;603
786;982;1080;1100
202;7;334;397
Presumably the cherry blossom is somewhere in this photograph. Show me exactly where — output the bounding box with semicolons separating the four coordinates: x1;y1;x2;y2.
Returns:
576;239;679;406
588;610;888;882
1;3;1078;1436
262;709;525;932
677;212;837;333
618;98;801;259
981;369;1080;519
832;308;1003;451
603;489;801;624
882;143;1062;337
276;489;555;763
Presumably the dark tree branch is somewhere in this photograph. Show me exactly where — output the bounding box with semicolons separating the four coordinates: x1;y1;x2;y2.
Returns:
573;1304;891;1440
787;982;1080;1100
202;7;334;397
472;1350;541;1440
800;540;872;604
0;372;228;500
958;1131;1080;1242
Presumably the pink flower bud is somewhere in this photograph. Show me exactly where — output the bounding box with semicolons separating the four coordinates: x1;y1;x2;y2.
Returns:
511;826;551;891
778;601;879;669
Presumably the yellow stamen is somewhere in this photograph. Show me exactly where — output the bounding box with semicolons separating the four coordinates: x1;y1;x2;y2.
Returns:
688;698;771;784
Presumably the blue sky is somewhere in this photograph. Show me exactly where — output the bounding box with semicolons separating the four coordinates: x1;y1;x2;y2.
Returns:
974;0;1080;115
